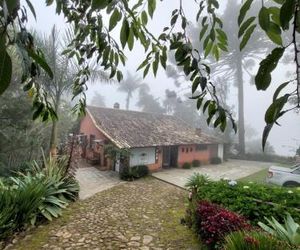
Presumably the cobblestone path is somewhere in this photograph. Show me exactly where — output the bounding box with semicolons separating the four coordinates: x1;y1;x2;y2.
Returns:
9;178;202;250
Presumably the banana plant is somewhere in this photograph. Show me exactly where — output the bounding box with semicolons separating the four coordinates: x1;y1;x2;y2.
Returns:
258;213;300;246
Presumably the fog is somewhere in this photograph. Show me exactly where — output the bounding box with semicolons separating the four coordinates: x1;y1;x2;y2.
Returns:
25;0;300;156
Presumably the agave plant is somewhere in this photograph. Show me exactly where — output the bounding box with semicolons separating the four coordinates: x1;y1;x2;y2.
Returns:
258;213;300;246
223;230;291;250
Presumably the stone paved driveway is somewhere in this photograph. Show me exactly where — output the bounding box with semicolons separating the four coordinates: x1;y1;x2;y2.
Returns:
9;178;202;250
76;167;122;199
152;159;273;188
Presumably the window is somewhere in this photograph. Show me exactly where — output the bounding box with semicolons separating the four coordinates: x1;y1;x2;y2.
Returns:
196;145;208;151
190;147;193;152
185;148;188;153
182;148;184;153
89;134;95;148
293;168;300;175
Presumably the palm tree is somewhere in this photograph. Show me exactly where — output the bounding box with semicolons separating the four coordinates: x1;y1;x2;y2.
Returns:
210;0;271;155
35;26;108;155
117;72;144;110
34;27;76;155
181;0;270;155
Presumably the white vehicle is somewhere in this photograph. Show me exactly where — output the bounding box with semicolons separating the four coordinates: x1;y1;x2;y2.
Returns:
266;164;300;187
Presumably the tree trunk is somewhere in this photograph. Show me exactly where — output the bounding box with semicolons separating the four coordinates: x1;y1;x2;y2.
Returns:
49;98;60;156
236;56;245;155
125;94;130;110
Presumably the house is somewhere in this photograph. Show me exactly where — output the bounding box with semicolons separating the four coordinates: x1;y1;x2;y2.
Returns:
79;105;223;172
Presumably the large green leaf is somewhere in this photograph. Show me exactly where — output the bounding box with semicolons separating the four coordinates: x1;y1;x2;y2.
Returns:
91;0;109;10
266;22;282;45
127;26;134;51
141;11;148;25
255;47;285;90
120;19;130;49
262;124;273;150
273;81;289;102
265;94;289;124
109;9;121;31
238;16;256;38
27;49;53;79
280;0;296;30
0;49;12;95
240;24;256;50
148;0;156;18
192;77;200;93
238;0;254;25
259;7;270;31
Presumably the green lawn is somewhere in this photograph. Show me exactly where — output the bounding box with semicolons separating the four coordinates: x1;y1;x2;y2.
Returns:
239;168;269;184
239;163;292;184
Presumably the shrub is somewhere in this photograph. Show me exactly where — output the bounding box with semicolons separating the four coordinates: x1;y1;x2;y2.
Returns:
119;165;149;180
192;160;201;167
223;230;292;250
195;201;251;248
0;177;45;239
182;162;191;169
210;157;222;164
0;156;79;241
185;174;300;226
119;165;131;180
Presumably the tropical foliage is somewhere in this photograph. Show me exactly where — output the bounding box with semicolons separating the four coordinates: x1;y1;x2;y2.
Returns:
0;155;79;240
193;200;251;248
185;174;300;225
223;230;293;250
258;213;300;246
1;0;299;147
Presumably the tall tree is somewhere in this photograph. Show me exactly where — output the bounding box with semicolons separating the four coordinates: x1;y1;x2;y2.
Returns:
90;92;106;107
117;72;144;110
136;84;165;113
1;0;299;149
34;27;77;155
212;0;270;155
185;0;270;154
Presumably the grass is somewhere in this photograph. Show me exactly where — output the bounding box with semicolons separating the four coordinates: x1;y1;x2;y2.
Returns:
239;163;292;184
239;168;269;184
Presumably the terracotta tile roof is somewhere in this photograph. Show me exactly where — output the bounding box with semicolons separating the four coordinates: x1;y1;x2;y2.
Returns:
86;106;220;148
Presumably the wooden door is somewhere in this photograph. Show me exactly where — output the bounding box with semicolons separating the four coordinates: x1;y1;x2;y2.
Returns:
162;147;171;168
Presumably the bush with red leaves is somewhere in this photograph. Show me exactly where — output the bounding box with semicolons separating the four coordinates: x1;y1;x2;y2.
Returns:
195;200;251;248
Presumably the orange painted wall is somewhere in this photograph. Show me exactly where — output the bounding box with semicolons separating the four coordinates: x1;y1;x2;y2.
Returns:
80;114;163;172
80;113;219;171
80;113;107;141
177;144;216;166
79;113;110;167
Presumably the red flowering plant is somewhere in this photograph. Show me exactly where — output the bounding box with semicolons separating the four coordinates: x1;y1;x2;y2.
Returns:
195;201;251;249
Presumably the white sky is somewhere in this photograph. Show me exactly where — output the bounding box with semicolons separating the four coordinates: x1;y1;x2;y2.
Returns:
23;0;300;156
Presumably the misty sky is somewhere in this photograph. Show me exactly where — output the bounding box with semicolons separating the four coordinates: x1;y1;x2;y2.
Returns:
23;1;300;156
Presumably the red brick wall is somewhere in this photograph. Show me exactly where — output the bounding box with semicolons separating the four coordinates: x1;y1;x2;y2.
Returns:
177;144;216;167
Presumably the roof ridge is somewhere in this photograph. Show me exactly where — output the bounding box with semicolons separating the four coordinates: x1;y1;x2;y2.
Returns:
87;105;174;117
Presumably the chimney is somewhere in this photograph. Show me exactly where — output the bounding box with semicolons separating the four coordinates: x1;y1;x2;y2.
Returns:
195;128;201;135
113;102;120;109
